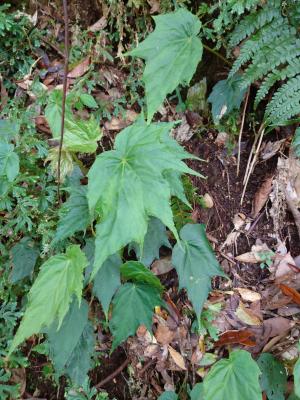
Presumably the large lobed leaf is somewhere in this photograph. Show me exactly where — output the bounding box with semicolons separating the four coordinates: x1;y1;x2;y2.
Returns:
10;237;39;283
172;223;226;317
9;245;87;355
87;119;201;278
203;350;261;400
257;353;287;400
127;8;203;122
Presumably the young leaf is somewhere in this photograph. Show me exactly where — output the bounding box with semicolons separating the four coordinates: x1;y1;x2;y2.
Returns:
0;143;19;182
9;245;87;355
158;392;178;400
203;350;261;400
208;75;247;124
47;298;89;373
257;353;287;400
93;254;122;316
121;261;163;291
295;357;300;398
54;184;90;242
64;321;95;386
10;237;39;283
110;282;162;350
127;8;203;122
131;217;171;266
172;223;226;316
45;90;102;153
80;93;98;108
87;119;200;278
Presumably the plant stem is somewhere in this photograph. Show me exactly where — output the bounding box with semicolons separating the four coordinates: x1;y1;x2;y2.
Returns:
203;43;232;66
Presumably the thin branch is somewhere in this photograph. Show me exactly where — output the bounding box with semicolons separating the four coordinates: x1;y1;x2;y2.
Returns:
203;44;232;66
57;0;69;201
237;88;250;176
95;358;129;389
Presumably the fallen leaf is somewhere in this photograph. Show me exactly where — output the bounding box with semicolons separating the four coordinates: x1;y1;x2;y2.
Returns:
278;284;300;306
68;57;90;78
202;193;214;208
214;329;256;347
235;301;262;326
88;16;107;32
277;305;300;316
10;368;26;396
168;346;186;370
152;257;174;275
104;110;138;130
172;115;193;143
260;139;285;161
275;253;296;278
236;288;261;302
214;131;228;146
251;175;273;218
235;252;259;263
263;317;293;338
155;325;175;345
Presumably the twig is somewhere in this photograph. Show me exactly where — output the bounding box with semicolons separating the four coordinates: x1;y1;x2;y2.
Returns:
95;359;129;389
241;123;265;205
237;89;250;176
203;44;232;66
57;0;69;201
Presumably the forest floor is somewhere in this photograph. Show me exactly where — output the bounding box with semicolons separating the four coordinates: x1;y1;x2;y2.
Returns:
2;2;300;399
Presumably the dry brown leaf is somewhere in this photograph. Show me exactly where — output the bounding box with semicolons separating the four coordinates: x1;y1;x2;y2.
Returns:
168;346;186;370
172;115;193;143
10;368;26;396
155;325;175;345
236;288;261;302
263;317;293;338
88;16;107;32
251;175;273;218
68;57;90;78
275;253;296;278
235;243;272;264
261;140;285;161
104;110;138;131
152;257;174;275
235;301;262;326
278;283;300;305
214;329;256;347
235;252;259;263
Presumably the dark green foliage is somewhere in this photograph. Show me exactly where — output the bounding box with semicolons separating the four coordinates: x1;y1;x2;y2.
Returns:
227;0;300;126
257;353;287;400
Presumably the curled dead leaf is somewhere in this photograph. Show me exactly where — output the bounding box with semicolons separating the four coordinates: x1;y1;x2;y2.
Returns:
68;58;90;78
215;329;256;347
278;283;300;306
155;325;175;345
236;288;261;302
168;346;186;370
235;301;262;326
251;175;273;218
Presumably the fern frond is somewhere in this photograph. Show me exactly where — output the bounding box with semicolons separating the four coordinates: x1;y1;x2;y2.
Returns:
228;0;281;48
239;37;300;89
254;57;300;108
265;74;300;125
229;17;290;77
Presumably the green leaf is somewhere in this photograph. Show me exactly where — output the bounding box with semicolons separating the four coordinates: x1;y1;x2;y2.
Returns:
172;223;226;316
87;119;200;278
0;119;20;142
295;357;300;398
64;321;95;386
190;383;204;400
292;127;300;158
208;75;247;124
45;90;102;153
203;350;261;400
131;217;171;266
54;184;90;242
158;392;178;400
10;237;39;283
121;261;163;291
257;353;287;400
9;245;87;355
0;143;19;181
80;93;98;108
93;254;122;315
110;282;162;350
47;298;88;373
127;8;203;122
